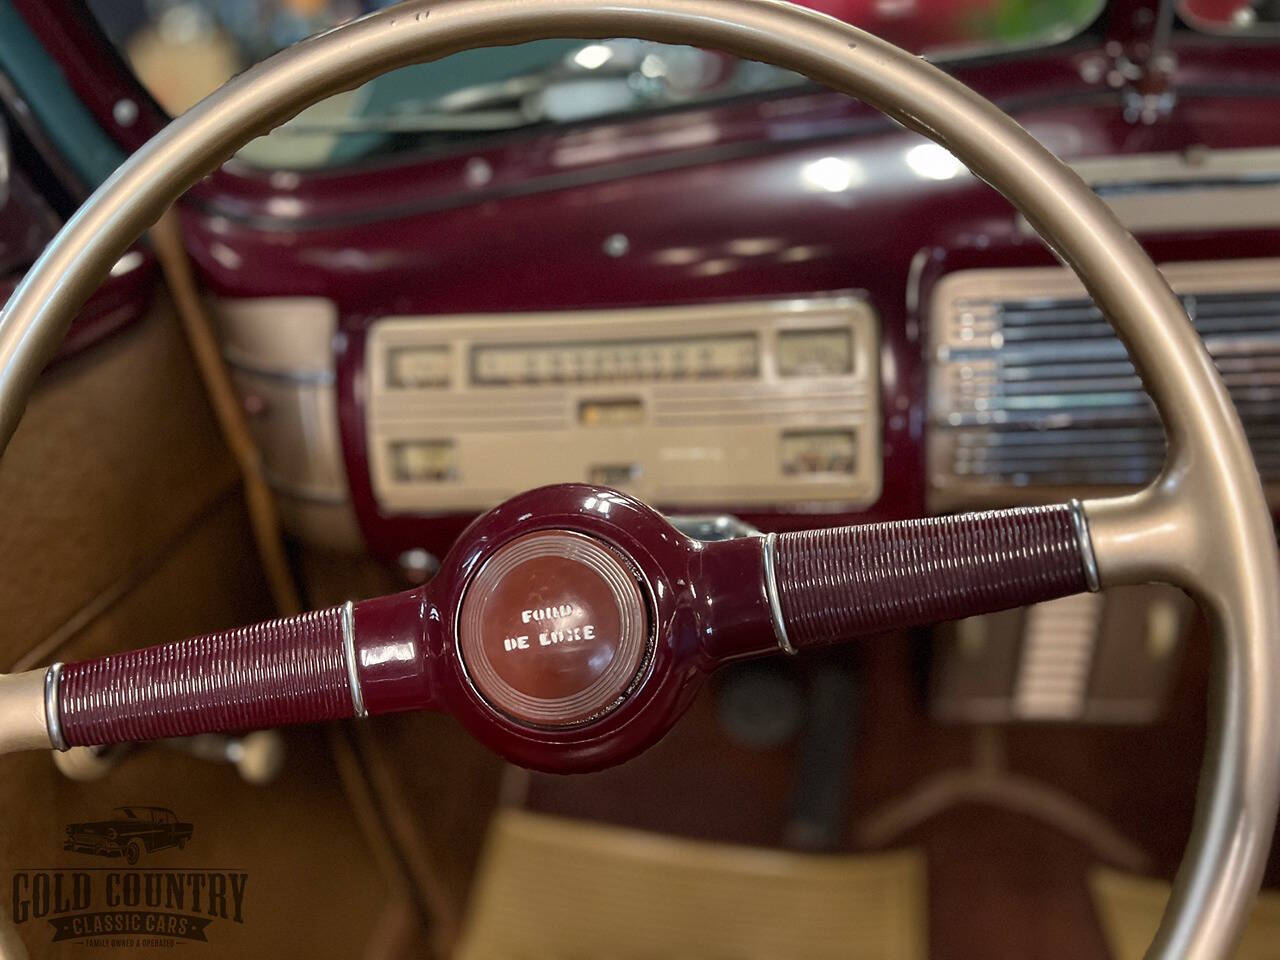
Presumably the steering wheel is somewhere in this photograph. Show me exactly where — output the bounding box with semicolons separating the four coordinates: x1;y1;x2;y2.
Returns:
1;1;1277;955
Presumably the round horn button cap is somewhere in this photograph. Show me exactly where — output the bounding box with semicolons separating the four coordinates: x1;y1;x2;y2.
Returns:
457;530;650;727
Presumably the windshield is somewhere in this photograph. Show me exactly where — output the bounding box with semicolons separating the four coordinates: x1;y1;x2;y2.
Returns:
86;0;1104;171
112;807;141;819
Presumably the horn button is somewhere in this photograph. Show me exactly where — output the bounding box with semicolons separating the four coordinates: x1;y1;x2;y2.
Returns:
456;530;650;728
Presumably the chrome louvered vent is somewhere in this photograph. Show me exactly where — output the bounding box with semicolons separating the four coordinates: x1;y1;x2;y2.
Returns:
929;259;1280;509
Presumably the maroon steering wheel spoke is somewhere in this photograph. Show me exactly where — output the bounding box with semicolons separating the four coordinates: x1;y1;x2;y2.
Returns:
49;485;1097;770
769;504;1097;651
57;607;359;748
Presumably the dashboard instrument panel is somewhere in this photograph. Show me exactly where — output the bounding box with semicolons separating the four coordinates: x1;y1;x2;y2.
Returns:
366;296;881;513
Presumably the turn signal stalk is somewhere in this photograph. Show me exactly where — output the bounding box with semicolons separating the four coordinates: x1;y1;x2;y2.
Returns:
27;485;1096;772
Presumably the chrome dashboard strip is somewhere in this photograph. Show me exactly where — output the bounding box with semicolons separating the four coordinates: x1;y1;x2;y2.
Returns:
223;356;336;386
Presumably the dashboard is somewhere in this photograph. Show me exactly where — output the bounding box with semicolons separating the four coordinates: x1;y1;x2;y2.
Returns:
216;240;1280;559
208;152;1280;567
202;117;1280;733
164;34;1280;623
364;297;880;513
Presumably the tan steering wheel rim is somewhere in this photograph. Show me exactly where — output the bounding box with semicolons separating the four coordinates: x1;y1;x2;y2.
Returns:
0;1;1276;955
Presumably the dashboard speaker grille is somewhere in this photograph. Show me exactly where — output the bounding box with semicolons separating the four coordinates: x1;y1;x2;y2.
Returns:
929;259;1280;508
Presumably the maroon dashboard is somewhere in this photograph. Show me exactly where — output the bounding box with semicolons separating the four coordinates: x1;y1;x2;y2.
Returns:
11;0;1280;567
186;48;1280;563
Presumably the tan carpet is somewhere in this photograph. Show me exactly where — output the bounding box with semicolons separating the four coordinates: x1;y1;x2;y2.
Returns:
457;809;927;960
1091;869;1280;959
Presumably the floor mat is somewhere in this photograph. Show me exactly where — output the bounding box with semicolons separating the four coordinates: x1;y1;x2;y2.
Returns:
456;809;927;960
1091;869;1280;959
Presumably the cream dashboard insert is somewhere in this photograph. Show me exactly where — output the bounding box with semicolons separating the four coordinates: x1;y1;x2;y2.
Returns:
366;296;881;512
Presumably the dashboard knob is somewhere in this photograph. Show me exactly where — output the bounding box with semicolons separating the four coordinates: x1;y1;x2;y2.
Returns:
456;530;650;728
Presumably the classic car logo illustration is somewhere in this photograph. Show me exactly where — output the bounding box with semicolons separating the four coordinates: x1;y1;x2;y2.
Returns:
64;806;194;865
10;807;247;947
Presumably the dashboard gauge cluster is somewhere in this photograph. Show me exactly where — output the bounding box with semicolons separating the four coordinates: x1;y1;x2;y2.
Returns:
469;334;760;385
365;296;881;513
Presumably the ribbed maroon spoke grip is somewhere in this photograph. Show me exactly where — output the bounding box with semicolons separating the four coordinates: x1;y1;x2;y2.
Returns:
59;606;354;746
775;505;1089;648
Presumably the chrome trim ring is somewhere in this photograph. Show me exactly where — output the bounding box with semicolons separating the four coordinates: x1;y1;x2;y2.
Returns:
340;601;367;719
44;662;67;752
762;532;796;656
1068;498;1101;593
